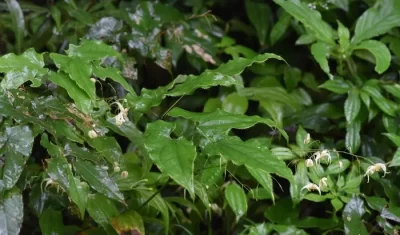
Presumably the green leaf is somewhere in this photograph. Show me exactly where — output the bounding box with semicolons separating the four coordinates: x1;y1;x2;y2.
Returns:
338;21;350;51
51;6;61;31
168;107;277;136
345;120;361;154
5;0;24;54
111;210;145;235
353;40;391;74
245;0;271;45
290;161;309;205
39;209;65;235
389;148;400;167
344;88;361;123
351;0;400;45
240;87;300;110
326;159;351;174
225;183;248;219
271;147;296;161
48;72;92;114
362;84;398;116
247;167;274;202
67;40;121;61
283;67;301;91
203;98;222;112
203;136;294;183
144;120;196;196
0;189;23;235
311;42;333;79
343;197;368;235
93;65;135;94
383;133;400;146
382;83;400;99
222;92;248;115
273;0;335;45
331;0;349;12
270;11;292;45
319;79;352;94
87;193;119;233
74;159;124;202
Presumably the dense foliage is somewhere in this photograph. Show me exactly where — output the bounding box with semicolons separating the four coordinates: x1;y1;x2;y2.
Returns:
1;0;400;234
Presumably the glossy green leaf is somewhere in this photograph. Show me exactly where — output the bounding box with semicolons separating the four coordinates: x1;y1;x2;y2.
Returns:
290;161;308;205
271;147;296;161
319;78;352;94
168;107;277;136
381;207;400;223
345;120;361;154
338;21;350;52
245;0;270;45
203;98;222;112
270;11;291;45
247;167;274;202
48;72;92;114
225;183;248;218
5;0;24;53
365;196;387;212
273;0;335;45
283;67;301;91
344;88;361;123
264;197;299;224
311;42;333;79
343;197;368;235
39;209;64;235
203;136;294;183
93;65;135;94
354;40;391;74
382;83;400;99
144;120;196;196
351;0;400;45
326;159;351;174
362;84;398;116
221;92;248;114
87;193;119;233
111;210;145;235
383;133;400;146
0;189;23;235
240;87;300;110
389;148;400;167
67;40;121;61
74;159;124;202
50;6;61;31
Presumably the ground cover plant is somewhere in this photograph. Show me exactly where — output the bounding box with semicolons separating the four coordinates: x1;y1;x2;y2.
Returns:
1;0;400;234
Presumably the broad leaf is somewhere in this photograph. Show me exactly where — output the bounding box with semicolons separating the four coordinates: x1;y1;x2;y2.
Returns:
87;193;119;233
93;65;135;94
0;189;23;235
353;40;391;74
343;197;368;235
203;136;294;183
5;0;24;53
351;0;400;45
319;79;352;94
225;183;248;219
144;120;196;196
111;210;145;235
273;0;335;45
344;88;361;123
270;11;292;45
247;167;274;202
311;42;333;79
67;40;121;61
245;0;271;45
290;161;308;205
389;148;400;167
362;84;398;116
74;159;124;202
39;209;65;235
240;87;300;110
345;120;361;154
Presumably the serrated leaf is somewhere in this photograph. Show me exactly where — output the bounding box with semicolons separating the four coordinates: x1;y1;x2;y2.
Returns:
351;0;400;45
203;136;294;183
344;88;361;123
225;183;248;218
144;120;195;196
273;0;335;45
74;159;124;202
311;42;333;79
362;85;398;116
39;209;65;235
0;189;23;235
319;78;352;94
354;40;391;74
345;120;361;154
343;197;368;235
245;0;271;45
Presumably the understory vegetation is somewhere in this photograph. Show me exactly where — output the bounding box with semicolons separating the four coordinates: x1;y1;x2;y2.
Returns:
1;0;400;234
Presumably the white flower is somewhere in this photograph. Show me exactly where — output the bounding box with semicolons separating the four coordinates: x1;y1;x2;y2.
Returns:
319;177;328;188
301;183;321;195
313;149;331;165
305;158;314;167
304;133;311;145
364;163;388;183
88;130;98;139
339;161;343;168
113;102;129;127
121;171;128;178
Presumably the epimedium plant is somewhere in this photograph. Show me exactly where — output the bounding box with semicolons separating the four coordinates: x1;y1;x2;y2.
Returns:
1;0;400;235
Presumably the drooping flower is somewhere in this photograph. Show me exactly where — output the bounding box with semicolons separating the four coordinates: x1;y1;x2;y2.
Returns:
364;163;387;183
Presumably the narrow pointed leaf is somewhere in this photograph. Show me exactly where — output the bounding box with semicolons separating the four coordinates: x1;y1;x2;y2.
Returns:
311;42;333;79
344;89;361;123
225;183;248;218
